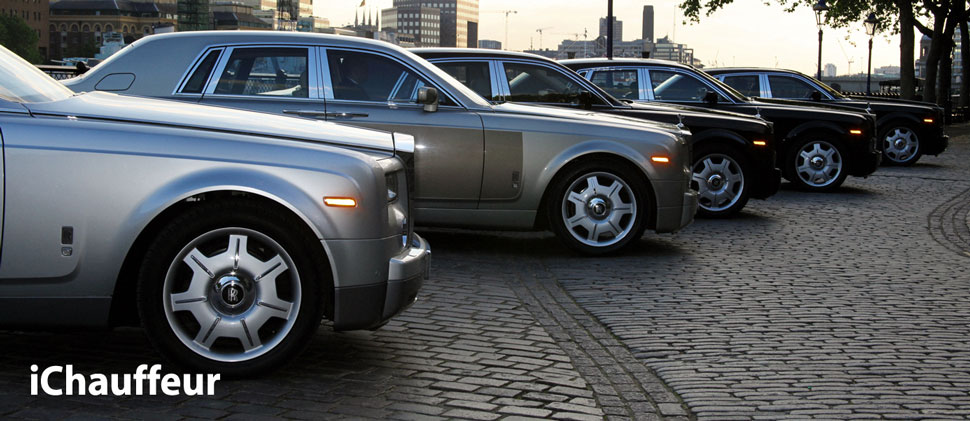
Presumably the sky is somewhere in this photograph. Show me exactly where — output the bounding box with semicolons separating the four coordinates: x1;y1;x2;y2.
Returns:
315;0;910;76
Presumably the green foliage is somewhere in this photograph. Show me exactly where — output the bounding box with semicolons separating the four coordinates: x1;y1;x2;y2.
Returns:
0;14;42;63
680;0;902;33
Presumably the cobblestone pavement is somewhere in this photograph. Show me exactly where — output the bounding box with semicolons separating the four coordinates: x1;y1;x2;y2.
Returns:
3;127;970;420
544;126;970;420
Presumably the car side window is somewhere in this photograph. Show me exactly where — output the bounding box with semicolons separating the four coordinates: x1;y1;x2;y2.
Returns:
435;61;495;101
502;62;603;104
213;47;309;98
181;49;221;94
327;50;455;105
721;75;760;97
768;75;820;99
649;70;727;102
589;70;640;100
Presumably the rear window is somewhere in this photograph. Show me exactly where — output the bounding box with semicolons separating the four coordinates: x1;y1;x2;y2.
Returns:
180;49;221;94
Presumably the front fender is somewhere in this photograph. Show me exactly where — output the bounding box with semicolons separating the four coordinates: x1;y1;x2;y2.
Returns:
785;121;846;141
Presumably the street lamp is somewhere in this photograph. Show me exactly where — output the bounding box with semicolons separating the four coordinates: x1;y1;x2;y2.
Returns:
813;0;829;80
864;12;879;95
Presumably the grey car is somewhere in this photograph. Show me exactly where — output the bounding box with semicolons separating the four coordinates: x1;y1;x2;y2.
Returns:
65;31;697;255
0;45;430;375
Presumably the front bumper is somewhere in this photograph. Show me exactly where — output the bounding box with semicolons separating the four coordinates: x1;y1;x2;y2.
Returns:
655;190;698;233
924;132;949;156
331;233;431;331
847;136;882;177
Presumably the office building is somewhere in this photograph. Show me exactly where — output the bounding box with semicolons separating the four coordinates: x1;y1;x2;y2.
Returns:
391;0;478;48
50;0;176;59
599;16;621;42
642;5;653;42
478;39;501;49
824;63;837;77
381;6;440;47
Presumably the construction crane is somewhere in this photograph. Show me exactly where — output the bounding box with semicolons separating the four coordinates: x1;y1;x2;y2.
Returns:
482;10;517;50
535;27;553;50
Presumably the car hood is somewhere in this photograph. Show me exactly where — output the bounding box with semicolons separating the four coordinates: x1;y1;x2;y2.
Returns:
491;102;685;134
748;97;871;115
836;97;941;114
24;91;398;154
844;95;942;110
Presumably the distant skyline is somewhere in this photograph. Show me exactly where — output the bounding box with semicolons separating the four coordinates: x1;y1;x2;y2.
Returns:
316;0;906;76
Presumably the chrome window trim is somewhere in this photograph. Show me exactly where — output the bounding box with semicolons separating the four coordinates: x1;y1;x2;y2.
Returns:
321;47;466;109
201;45;318;100
317;47;333;100
173;47;225;97
494;58;613;106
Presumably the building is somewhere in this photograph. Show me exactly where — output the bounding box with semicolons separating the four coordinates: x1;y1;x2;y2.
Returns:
49;0;176;60
650;36;694;66
0;0;50;60
178;0;210;31
391;0;478;48
824;63;836;77
210;1;271;30
478;39;500;49
381;6;440;47
296;15;328;32
598;16;621;42
641;5;653;42
875;65;900;76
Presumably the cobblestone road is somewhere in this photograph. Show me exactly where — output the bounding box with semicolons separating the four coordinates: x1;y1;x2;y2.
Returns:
1;126;969;420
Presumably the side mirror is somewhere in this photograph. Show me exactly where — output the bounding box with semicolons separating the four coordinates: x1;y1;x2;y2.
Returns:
703;90;719;106
417;86;439;112
810;91;822;101
578;90;593;110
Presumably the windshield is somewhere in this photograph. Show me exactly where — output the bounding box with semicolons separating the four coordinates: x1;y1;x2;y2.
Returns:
802;73;846;99
0;45;74;103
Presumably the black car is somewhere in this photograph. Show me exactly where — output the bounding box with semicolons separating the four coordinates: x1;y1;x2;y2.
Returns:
706;67;948;166
561;58;882;193
413;48;779;217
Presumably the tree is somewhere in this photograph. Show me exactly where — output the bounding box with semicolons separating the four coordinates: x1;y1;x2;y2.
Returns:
0;14;42;63
679;0;921;99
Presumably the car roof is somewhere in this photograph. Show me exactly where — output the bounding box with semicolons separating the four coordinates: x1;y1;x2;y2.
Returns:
411;48;556;61
560;58;692;70
706;68;805;76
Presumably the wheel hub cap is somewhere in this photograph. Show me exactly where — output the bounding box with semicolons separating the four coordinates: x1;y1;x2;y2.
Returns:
587;197;610;219
212;274;253;313
707;174;725;190
894;139;906;149
810;156;825;169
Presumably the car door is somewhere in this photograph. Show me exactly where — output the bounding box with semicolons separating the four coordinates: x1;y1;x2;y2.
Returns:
198;45;323;117
321;48;485;208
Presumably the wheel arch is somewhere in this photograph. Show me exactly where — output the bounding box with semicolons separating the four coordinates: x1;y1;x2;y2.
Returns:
109;188;334;327
876;113;921;130
691;128;750;149
534;151;657;231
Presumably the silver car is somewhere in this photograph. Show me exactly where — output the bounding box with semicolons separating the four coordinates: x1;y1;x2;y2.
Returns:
66;31;697;255
0;45;430;375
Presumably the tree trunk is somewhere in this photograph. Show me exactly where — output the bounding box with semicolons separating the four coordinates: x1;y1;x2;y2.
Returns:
897;0;917;99
923;12;947;104
939;43;953;116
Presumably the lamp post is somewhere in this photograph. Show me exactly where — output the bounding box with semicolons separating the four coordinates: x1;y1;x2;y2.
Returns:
813;0;829;80
864;13;879;95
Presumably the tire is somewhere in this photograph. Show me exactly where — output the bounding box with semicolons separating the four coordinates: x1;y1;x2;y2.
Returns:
880;123;922;166
787;136;848;192
691;143;750;218
137;198;325;377
547;159;649;255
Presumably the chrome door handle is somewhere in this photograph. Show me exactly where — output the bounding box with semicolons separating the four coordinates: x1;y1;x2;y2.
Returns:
325;112;369;119
282;109;328;117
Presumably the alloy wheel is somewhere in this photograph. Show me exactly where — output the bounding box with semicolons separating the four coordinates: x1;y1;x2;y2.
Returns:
692;153;745;213
795;140;843;188
882;127;920;164
560;172;638;248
